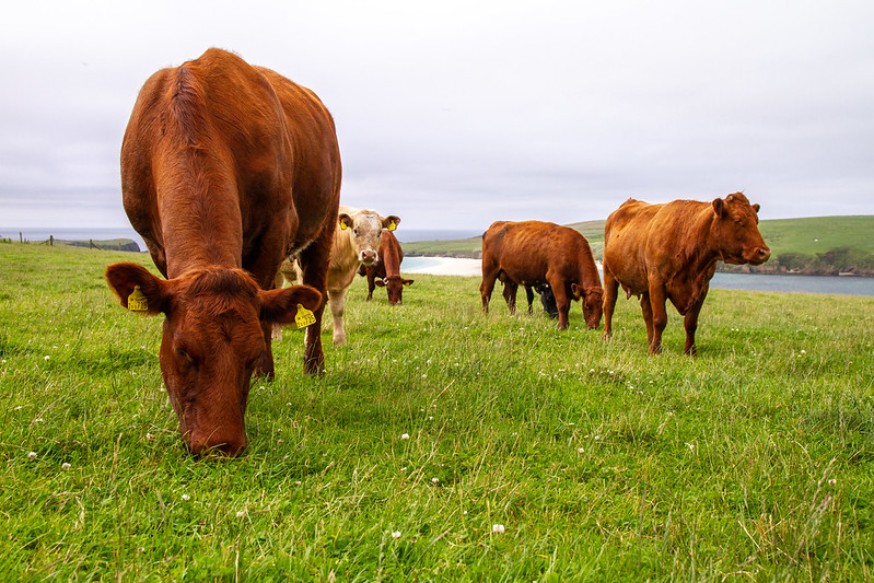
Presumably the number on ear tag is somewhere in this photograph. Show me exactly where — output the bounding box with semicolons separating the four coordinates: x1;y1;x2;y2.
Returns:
294;304;317;328
128;285;149;312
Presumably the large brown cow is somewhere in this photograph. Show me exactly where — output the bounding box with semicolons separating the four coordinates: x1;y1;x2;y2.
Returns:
602;192;770;355
104;48;341;456
361;229;414;304
481;220;603;330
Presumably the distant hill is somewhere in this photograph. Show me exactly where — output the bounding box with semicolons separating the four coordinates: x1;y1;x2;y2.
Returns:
404;215;874;276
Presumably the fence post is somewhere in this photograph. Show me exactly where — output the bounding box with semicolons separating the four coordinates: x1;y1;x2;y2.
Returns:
50;235;54;246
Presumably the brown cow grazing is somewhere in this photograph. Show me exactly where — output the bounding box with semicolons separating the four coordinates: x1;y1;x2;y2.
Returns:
362;229;414;304
602;192;770;355
481;220;603;330
104;48;341;456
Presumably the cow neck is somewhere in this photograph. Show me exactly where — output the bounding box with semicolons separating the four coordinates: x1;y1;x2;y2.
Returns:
680;207;722;275
158;185;243;278
382;235;401;277
576;245;601;291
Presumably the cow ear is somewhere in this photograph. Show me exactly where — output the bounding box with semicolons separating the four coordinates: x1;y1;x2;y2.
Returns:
752;203;760;213
403;278;415;286
712;198;726;218
383;215;401;231
105;262;168;315
570;283;583;300
259;284;322;325
338;213;352;231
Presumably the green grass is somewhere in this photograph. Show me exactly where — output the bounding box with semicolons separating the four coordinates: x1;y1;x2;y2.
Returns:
1;242;872;580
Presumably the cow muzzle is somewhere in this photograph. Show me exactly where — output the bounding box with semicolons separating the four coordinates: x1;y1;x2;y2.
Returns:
359;250;378;265
749;245;771;265
185;429;247;457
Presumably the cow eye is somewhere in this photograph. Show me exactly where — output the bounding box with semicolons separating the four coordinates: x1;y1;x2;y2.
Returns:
175;347;197;368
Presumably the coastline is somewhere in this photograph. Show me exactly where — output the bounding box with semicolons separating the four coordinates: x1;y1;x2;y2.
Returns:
402;256;874;296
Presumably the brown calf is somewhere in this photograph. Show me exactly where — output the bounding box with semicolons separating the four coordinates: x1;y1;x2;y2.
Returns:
362;229;414;304
481;220;603;330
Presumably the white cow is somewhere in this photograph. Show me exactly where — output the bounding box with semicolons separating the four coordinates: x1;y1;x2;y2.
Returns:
277;206;400;345
328;206;400;344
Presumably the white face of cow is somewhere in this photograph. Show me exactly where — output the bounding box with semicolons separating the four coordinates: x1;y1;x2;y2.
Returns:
339;210;400;266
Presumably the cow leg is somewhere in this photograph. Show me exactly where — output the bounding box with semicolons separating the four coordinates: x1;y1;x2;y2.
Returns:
602;268;619;340
271;271;287;341
525;285;535;314
639;293;654;348
480;271;498;315
299;237;331;375
548;275;570;330
683;287;708;356
366;272;375;301
328;287;348;345
647;286;668;354
502;280;519;315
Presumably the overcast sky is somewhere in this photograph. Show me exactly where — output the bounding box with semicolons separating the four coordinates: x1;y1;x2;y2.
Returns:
2;1;873;233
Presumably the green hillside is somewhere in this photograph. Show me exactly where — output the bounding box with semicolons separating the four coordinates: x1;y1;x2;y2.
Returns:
404;216;874;275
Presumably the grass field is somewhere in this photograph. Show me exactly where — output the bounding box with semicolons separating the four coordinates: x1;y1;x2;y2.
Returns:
1;243;872;580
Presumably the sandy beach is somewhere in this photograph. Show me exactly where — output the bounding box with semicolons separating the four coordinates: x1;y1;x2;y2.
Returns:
403;257;481;277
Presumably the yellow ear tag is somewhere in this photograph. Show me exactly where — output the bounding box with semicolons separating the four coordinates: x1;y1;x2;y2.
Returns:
294;304;317;328
387;220;397;232
339;221;348;230
127;285;149;312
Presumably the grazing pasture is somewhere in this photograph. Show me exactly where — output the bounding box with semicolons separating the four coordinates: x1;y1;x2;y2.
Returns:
0;243;872;580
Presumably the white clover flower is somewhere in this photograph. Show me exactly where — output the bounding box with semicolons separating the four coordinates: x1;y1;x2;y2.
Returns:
686;443;695;451
236;511;246;518
44;355;50;361
61;462;71;470
492;524;505;534
828;478;837;486
577;447;585;454
391;531;401;539
145;433;154;442
800;349;806;355
34;418;44;423
431;477;439;484
401;433;410;440
181;494;191;501
27;451;37;460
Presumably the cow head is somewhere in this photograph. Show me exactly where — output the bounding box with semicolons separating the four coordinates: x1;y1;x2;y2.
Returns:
105;262;321;456
572;284;604;329
375;276;414;305
338;211;401;266
711;193;771;265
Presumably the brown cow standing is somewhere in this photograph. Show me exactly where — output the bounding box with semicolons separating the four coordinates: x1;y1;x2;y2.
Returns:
602;192;770;355
481;220;603;330
104;49;341;456
362;229;414;304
